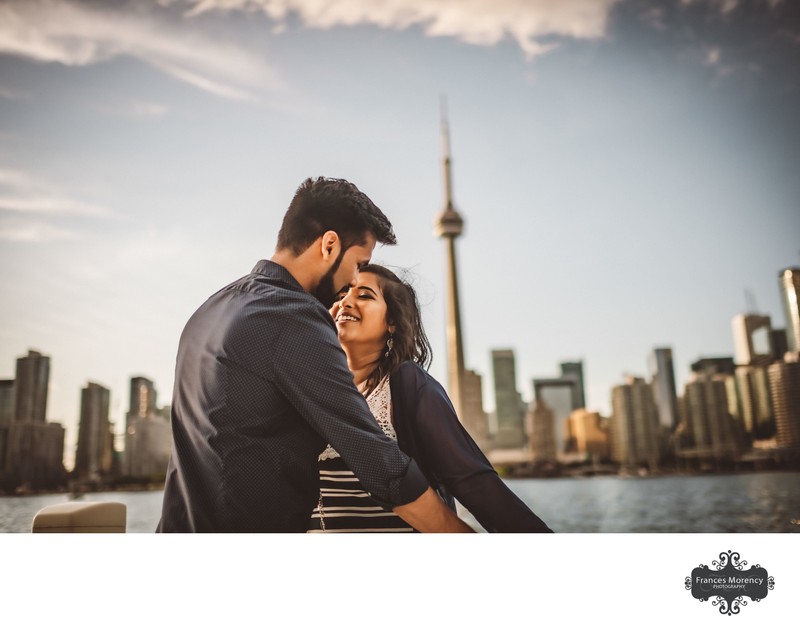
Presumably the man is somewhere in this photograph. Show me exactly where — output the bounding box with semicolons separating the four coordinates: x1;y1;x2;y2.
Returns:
157;177;472;532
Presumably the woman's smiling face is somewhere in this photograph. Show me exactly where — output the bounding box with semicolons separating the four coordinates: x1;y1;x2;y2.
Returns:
329;271;393;350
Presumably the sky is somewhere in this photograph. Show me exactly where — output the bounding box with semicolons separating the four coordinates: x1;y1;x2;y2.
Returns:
0;0;798;470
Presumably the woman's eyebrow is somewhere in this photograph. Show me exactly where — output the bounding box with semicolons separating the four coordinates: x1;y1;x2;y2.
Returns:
357;285;378;295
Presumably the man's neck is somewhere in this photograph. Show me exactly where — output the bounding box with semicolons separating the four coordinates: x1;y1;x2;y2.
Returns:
271;249;317;294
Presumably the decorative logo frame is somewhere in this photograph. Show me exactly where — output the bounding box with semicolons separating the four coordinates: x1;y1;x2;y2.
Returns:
685;550;775;615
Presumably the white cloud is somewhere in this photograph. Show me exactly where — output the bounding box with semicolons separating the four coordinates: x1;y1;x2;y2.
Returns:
0;84;30;100
178;0;623;59
0;0;286;101
0;168;115;217
0;217;81;242
0;167;117;242
0;195;112;217
95;100;170;118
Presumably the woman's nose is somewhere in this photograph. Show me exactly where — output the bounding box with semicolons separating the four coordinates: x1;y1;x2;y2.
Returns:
339;291;355;309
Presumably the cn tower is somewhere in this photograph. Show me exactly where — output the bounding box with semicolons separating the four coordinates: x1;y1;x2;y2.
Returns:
433;100;466;418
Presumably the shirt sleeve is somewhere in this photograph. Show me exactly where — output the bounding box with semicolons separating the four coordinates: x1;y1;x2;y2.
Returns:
270;304;430;508
407;369;553;533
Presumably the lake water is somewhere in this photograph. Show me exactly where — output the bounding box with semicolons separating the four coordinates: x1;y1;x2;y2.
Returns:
2;471;798;533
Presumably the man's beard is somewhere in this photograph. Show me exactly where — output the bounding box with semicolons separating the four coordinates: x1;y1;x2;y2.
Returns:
312;248;347;308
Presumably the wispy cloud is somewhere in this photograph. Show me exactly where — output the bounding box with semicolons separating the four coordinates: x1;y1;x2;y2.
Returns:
94;100;170;119
0;217;82;242
0;0;286;102
0;83;30;100
0;169;114;217
0;168;115;242
178;0;623;59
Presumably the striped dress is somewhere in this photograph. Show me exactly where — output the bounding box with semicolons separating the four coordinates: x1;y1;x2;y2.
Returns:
308;376;414;533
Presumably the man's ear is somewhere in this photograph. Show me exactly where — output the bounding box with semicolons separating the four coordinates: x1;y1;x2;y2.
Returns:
320;230;341;262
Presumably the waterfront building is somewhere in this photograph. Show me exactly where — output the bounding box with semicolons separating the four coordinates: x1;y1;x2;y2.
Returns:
566;409;610;462
730;315;777;440
125;407;172;481
559;361;586;409
679;376;744;467
0;350;65;491
0;379;13;426
461;369;490;452
767;358;800;454
689;357;741;431
123;376;172;479
771;329;789;360
74;382;114;480
732;314;775;367
533;377;579;460
527;399;556;463
609;376;661;469
779;267;800;354
735;365;774;439
649;347;679;431
12;349;49;423
128;376;157;422
491;349;527;449
690;357;735;377
1;421;65;490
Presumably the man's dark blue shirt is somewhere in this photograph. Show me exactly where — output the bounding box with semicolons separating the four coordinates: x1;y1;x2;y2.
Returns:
157;260;429;532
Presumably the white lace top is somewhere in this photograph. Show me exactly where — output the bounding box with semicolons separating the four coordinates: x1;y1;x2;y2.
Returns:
318;376;397;460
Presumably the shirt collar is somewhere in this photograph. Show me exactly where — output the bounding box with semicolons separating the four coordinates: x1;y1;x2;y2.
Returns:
251;259;305;292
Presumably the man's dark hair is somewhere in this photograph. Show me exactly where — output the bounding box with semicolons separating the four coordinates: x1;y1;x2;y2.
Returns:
276;177;397;255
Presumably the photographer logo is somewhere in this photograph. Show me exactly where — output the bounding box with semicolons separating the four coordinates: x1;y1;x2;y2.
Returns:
685;550;775;615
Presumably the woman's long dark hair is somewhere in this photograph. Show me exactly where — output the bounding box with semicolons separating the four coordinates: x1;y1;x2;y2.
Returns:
359;264;432;395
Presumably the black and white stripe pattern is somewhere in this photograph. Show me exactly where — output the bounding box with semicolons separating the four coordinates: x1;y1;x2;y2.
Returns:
308;378;414;533
308;462;413;532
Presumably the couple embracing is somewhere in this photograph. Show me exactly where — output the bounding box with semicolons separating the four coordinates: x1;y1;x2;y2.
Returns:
157;177;552;534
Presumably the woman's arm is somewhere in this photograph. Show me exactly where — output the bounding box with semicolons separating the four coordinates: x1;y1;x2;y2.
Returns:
397;365;552;533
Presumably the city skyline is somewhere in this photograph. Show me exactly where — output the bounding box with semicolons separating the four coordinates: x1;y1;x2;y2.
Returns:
2;261;796;472
1;1;799;469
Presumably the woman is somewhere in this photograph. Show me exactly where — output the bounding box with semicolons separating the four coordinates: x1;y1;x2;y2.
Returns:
308;264;552;533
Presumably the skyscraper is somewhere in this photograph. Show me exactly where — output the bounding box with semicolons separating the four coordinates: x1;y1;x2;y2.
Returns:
731;315;776;439
74;382;114;479
689;357;740;430
680;377;743;465
527;399;556;463
767;359;800;453
2;350;65;490
732;314;774;366
559;361;586;409
649;348;679;430
433;102;466;419
609;376;660;469
124;376;172;480
779;268;800;355
491;350;526;449
567;409;610;462
533;377;579;460
690;357;736;377
12;349;49;422
129;376;157;421
0;380;13;427
735;365;774;438
461;369;490;452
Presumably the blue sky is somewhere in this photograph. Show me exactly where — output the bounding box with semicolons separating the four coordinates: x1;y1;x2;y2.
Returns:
1;0;798;468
